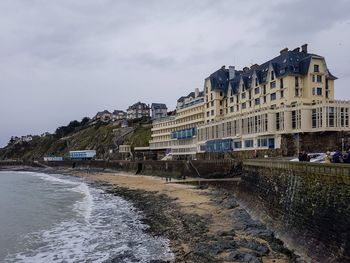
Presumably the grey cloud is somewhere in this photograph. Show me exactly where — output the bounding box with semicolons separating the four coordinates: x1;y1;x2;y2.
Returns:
0;0;350;147
264;0;350;37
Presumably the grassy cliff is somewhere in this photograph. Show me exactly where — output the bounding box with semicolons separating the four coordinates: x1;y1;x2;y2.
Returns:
0;118;152;161
125;125;152;148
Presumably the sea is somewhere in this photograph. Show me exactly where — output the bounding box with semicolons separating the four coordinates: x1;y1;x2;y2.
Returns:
0;171;173;263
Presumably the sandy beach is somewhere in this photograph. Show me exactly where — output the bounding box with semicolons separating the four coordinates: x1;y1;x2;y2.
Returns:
65;169;298;263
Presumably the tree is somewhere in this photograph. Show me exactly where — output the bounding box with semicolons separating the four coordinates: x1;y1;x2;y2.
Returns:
81;117;90;126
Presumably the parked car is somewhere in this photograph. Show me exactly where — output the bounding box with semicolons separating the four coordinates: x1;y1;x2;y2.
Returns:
290;153;327;163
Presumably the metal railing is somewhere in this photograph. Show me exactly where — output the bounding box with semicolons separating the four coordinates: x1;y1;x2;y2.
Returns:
243;159;350;177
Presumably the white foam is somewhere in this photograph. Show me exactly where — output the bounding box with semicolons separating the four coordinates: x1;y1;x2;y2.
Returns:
71;183;93;222
31;172;93;221
30;172;79;186
6;173;173;263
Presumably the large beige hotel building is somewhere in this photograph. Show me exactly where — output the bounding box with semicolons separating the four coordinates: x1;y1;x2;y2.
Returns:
149;44;350;159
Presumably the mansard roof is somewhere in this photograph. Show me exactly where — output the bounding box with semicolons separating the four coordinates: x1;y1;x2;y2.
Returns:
96;110;111;116
211;46;337;96
128;101;149;109
207;67;230;93
177;90;204;103
151;103;167;109
113;110;126;115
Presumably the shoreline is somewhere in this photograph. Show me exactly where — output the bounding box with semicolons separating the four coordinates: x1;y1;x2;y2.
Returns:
1;166;301;263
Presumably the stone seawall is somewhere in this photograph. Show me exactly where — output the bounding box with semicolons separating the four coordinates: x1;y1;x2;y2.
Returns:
42;159;241;179
240;160;350;262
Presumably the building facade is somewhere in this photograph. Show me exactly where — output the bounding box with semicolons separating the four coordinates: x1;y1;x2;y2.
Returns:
151;103;168;119
112;110;126;120
150;44;350;157
149;88;204;159
69;150;96;160
127;102;150;119
197;44;346;153
94;110;112;122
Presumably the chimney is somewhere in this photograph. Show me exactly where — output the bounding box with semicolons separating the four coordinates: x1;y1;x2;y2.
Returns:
293;47;300;52
280;47;288;54
250;64;259;70
195;88;199;98
221;65;226;70
301;43;308;53
229;66;235;80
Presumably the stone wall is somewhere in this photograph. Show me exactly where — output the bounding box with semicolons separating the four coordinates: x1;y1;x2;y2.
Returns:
44;159;241;179
240;159;350;262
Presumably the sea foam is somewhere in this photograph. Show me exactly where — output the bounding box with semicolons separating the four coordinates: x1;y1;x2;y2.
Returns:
6;172;173;263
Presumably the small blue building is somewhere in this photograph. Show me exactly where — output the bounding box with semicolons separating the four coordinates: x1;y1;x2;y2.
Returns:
69;150;96;160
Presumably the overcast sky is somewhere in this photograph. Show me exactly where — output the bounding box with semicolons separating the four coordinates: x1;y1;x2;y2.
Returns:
1;0;350;147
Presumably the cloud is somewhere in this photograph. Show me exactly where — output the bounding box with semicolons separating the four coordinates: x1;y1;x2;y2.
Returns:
264;0;350;37
0;0;350;147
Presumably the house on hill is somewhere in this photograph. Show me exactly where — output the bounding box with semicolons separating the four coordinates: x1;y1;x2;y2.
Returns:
112;110;126;121
94;110;112;122
151;103;167;119
127;102;150;119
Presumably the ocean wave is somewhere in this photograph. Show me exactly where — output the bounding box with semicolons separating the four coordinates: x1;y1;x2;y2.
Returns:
6;173;173;263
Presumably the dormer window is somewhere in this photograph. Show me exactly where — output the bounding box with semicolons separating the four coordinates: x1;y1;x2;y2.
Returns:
271;71;275;81
255;78;258;86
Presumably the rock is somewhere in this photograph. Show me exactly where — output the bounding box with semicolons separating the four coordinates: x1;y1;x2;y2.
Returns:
110;250;139;262
225;251;262;263
231;208;274;241
231;208;263;228
217;229;236;237
195;239;237;256
242;253;262;263
223;197;239;209
245;228;274;242
237;239;270;256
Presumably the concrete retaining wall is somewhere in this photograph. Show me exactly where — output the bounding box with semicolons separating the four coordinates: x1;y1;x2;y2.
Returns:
241;159;350;261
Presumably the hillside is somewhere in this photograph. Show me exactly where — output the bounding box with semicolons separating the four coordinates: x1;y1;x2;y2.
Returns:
0;117;152;161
